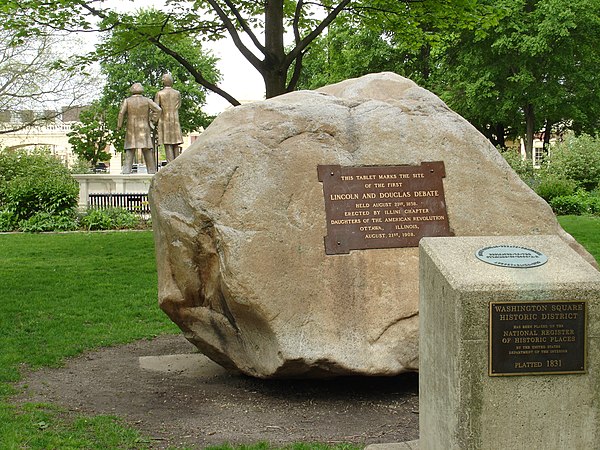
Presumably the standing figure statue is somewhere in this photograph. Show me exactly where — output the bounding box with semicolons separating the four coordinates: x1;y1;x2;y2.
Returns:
154;73;183;163
117;82;162;174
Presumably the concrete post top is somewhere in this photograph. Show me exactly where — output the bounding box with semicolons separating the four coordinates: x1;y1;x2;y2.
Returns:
420;235;600;291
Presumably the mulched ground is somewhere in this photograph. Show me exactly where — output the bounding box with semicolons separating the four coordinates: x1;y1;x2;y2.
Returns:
13;334;419;449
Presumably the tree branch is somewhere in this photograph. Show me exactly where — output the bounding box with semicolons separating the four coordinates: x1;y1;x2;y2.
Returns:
285;0;353;66
221;0;266;54
150;37;241;106
77;2;241;106
286;51;305;92
204;0;264;71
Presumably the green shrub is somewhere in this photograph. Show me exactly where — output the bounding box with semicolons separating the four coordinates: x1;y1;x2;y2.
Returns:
79;209;112;230
589;192;600;215
501;148;537;187
549;190;600;216
0;210;16;232
550;195;587;215
79;208;140;231
18;212;79;232
545;133;600;191
109;208;141;229
0;148;79;221
535;175;578;202
3;175;79;221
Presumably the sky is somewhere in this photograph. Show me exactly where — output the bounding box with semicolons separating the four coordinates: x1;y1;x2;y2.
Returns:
202;38;265;115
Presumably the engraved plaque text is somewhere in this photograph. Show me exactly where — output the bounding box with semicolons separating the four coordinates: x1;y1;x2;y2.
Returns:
317;162;451;254
489;301;587;376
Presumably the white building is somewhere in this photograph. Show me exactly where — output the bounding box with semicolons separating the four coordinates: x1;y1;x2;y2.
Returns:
519;137;557;168
0;122;77;166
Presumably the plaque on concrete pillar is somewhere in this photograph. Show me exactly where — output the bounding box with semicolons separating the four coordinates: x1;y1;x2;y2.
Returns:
318;162;452;254
489;300;587;376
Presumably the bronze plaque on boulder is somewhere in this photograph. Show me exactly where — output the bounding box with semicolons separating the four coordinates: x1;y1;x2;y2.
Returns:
317;162;451;254
489;301;587;376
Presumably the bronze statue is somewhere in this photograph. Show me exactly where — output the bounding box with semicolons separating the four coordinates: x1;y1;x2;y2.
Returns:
154;73;183;163
117;82;162;174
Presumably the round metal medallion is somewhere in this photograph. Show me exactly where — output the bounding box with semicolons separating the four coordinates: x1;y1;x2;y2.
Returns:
475;245;548;268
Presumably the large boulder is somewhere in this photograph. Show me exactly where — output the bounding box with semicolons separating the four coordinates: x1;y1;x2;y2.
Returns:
149;72;596;378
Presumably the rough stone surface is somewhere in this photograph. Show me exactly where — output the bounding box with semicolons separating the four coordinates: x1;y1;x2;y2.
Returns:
149;72;596;378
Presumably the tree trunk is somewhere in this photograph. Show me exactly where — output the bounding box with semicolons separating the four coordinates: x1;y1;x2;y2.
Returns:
264;71;289;98
480;123;506;148
419;44;431;81
543;119;552;151
524;103;535;161
263;0;287;98
495;123;506;149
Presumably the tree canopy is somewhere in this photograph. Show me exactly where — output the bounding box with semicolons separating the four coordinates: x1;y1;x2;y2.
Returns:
294;2;497;91
4;0;597;157
295;15;418;90
66;102;113;170
0;0;495;105
294;0;600;155
436;0;600;157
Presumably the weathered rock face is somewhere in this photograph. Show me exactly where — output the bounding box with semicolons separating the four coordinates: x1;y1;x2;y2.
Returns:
149;72;596;378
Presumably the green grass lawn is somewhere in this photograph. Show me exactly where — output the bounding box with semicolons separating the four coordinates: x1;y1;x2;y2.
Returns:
0;219;598;449
558;215;600;264
0;231;180;449
0;231;360;450
0;231;177;386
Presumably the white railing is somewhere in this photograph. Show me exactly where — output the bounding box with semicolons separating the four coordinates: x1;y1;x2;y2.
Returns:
72;174;154;210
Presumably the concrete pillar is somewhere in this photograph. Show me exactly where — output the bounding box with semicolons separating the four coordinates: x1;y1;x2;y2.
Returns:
419;235;600;450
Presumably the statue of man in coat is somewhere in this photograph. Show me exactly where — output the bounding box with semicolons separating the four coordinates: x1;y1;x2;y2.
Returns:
154;73;183;163
117;82;162;174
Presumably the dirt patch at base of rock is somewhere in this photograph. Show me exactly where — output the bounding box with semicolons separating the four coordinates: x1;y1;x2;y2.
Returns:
13;334;419;449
